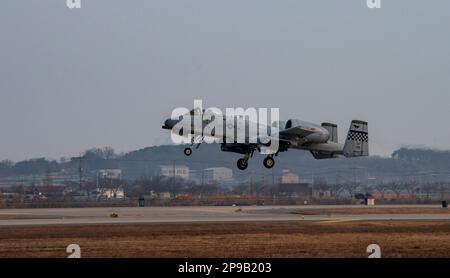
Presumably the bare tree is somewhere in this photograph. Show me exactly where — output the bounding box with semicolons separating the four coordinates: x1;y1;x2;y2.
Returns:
421;183;436;201
387;182;403;199
328;184;344;199
437;182;447;200
374;184;387;200
102;147;116;160
402;181;419;200
341;182;360;199
313;179;330;199
85;147;116;160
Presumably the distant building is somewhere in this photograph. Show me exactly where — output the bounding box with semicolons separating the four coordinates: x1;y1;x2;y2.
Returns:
203;167;233;183
1;192;20;199
276;183;312;197
365;196;375;206
97;169;122;179
313;190;332;199
281;169;300;184
372;192;413;199
0;171;79;187
144;191;172;200
157;165;189;179
96;186;125;200
158;192;172;200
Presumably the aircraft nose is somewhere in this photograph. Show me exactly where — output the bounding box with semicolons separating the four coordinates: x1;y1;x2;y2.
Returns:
162;118;178;129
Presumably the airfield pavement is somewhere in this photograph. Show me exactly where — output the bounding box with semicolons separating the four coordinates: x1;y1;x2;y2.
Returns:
0;205;449;226
0;205;449;258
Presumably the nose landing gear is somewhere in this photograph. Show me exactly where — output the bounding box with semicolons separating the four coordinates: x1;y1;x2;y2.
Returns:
183;136;203;156
183;147;192;156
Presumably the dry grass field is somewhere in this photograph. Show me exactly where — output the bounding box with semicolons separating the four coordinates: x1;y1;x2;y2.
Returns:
0;220;449;258
289;207;450;215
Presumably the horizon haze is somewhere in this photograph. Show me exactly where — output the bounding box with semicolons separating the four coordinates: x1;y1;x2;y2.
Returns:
1;0;450;161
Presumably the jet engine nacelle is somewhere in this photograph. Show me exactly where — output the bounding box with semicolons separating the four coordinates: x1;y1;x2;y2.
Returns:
285;119;302;129
272;120;287;130
286;119;330;143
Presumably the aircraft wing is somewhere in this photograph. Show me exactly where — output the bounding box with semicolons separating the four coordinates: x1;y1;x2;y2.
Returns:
242;126;315;149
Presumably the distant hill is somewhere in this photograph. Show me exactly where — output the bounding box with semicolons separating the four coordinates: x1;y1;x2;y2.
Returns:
1;146;450;183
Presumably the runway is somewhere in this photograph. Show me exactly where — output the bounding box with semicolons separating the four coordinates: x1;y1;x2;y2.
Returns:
0;205;449;226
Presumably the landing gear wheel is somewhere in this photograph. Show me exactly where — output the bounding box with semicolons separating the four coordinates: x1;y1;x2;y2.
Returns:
263;157;275;169
237;158;248;170
184;147;192;156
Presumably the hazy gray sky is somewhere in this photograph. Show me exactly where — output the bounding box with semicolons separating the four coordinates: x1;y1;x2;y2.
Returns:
1;0;449;161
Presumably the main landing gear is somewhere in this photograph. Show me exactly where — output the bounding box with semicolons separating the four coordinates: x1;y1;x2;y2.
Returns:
263;156;275;169
236;153;276;170
237;152;251;170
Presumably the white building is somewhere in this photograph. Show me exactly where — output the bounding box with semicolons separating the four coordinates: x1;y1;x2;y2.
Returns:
96;186;125;200
281;169;300;184
203;167;233;183
157;165;190;179
97;169;122;179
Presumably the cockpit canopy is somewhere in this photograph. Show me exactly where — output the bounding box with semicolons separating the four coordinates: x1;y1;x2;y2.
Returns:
189;108;205;116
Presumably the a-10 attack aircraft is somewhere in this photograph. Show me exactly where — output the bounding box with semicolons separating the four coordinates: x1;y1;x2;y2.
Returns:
162;108;368;170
